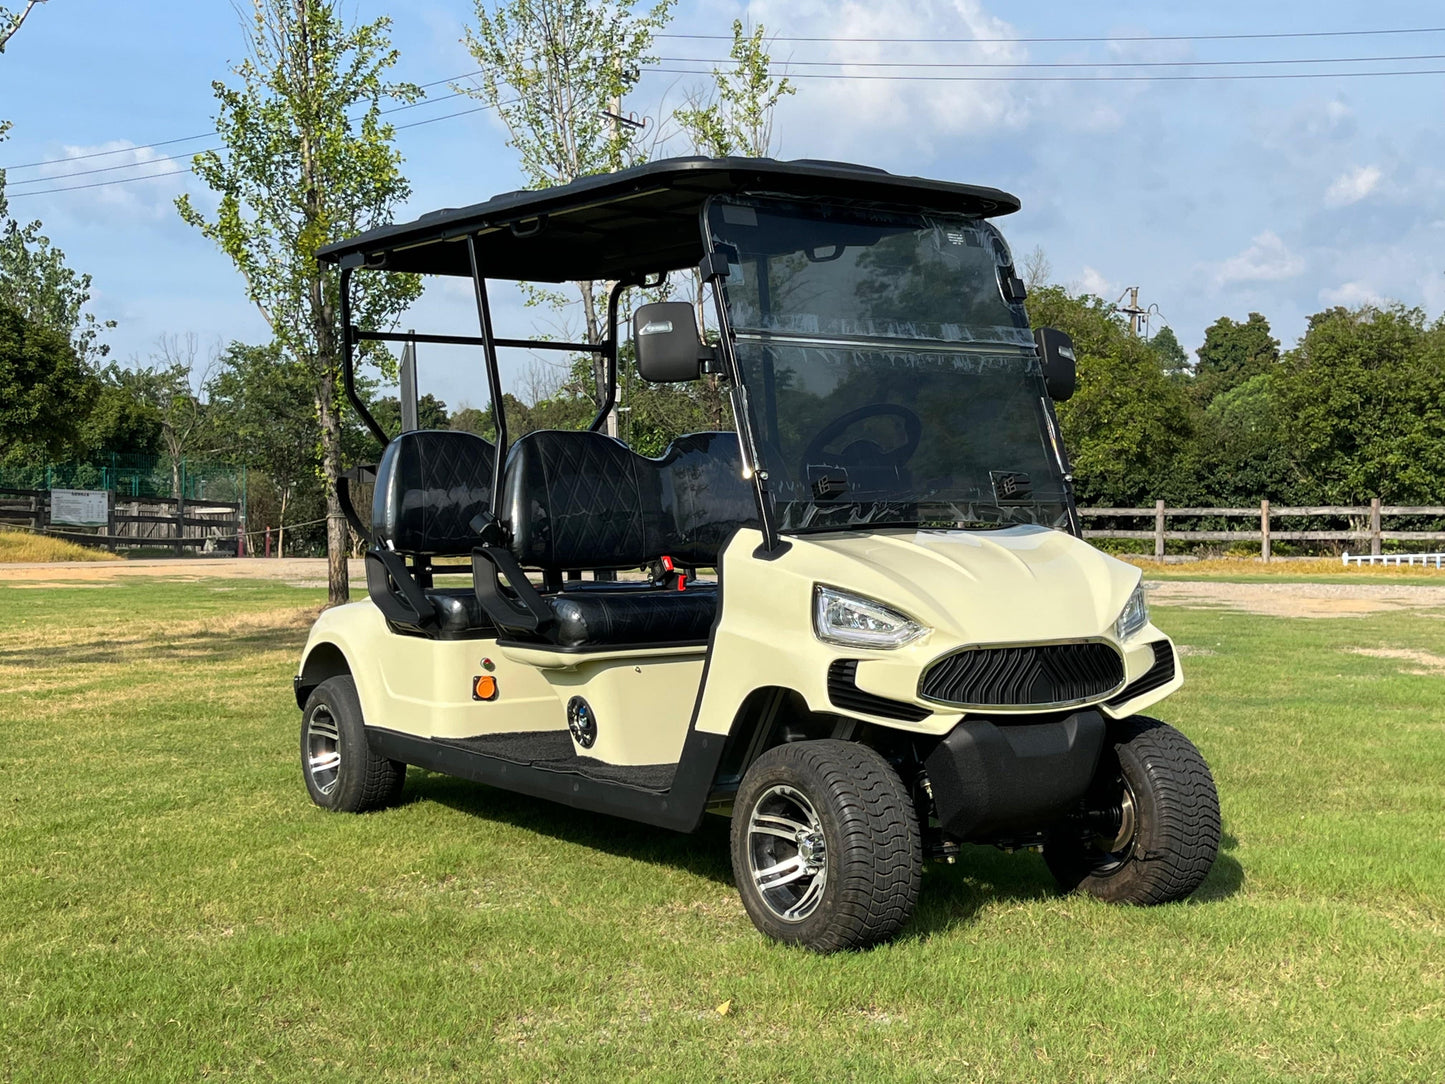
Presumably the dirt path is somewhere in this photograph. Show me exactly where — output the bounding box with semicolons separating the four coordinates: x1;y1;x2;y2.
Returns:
1145;580;1445;618
0;557;362;587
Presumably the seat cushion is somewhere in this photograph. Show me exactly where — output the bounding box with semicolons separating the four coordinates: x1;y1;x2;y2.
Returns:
546;583;718;647
428;588;494;638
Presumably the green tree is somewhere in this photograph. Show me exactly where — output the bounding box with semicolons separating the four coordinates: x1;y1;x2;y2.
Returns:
0;300;96;460
372;392;450;437
673;20;794;158
1148;326;1190;380
1271;305;1445;504
458;0;675;418
206;341;319;555
178;0;422;604
1193;312;1279;406
80;365;164;457
0;2;42;51
1028;285;1194;506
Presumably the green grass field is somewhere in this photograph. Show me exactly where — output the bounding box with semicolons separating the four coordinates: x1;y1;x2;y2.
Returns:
1;574;1443;1081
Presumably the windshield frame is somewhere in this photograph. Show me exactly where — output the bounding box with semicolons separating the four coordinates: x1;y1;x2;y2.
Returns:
699;194;1078;549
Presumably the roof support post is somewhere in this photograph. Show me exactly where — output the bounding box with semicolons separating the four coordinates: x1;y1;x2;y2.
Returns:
588;279;632;433
701;259;782;555
338;265;390;447
466;234;508;514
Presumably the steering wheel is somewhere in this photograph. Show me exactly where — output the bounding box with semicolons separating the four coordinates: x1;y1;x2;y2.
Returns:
801;404;924;474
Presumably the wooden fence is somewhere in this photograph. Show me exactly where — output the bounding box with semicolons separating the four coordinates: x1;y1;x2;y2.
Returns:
1081;500;1445;561
0;487;242;556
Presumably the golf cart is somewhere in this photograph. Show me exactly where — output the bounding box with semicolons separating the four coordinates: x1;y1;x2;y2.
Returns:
295;157;1220;952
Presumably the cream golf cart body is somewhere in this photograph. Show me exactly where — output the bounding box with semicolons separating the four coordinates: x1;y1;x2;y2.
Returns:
295;157;1220;951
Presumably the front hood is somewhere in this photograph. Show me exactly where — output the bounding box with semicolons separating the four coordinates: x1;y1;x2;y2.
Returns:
802;525;1139;647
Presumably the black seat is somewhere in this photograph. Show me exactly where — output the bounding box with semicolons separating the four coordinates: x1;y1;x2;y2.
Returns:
364;429;497;639
474;430;756;648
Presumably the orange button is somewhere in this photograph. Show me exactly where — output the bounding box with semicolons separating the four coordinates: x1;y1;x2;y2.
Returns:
473;674;498;701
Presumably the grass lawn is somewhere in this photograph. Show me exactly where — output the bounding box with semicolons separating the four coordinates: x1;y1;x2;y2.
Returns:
1;573;1443;1081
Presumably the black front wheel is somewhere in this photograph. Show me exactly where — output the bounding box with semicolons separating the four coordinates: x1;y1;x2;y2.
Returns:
731;740;922;952
1043;716;1220;905
301;675;406;813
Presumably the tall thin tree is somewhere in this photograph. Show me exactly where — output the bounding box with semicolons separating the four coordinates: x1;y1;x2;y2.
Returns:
178;0;421;603
458;0;674;420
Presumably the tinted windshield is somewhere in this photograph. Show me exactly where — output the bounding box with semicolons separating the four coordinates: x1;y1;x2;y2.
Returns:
709;197;1070;533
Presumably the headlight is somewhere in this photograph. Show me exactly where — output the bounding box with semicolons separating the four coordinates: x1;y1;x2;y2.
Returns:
813;585;928;649
1115;583;1149;641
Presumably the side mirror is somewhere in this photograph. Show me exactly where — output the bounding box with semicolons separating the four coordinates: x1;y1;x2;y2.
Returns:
634;302;710;383
1033;327;1077;402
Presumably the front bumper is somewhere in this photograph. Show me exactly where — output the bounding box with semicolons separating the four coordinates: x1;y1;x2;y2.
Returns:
924;710;1106;840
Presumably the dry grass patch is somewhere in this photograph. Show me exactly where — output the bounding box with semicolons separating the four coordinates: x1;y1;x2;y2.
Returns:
1345;646;1445;676
0;528;122;563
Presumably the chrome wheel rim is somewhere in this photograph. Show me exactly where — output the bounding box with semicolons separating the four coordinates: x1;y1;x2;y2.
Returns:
306;707;341;796
746;784;828;922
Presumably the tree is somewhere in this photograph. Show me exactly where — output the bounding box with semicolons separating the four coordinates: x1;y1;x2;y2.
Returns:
371;392;449;437
0;300;96;460
178;0;422;604
1;2;114;367
0;2;43;51
206;341;318;556
672;17;791;342
1148;326;1190;380
80;365;164;457
672;20;794;159
1027;285;1194;506
1021;246;1052;293
1193;312;1279;406
458;0;675;416
144;335;209;499
1271;305;1445;504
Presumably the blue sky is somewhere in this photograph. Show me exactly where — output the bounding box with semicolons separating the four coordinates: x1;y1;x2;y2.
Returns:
2;0;1442;411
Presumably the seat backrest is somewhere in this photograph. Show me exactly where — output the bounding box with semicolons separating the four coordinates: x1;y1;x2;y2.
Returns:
371;429;495;555
502;430;667;570
502;429;758;571
656;431;758;565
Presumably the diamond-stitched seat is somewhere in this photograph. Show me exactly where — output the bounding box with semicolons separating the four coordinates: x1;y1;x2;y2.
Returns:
366;430;497;639
496;430;756;646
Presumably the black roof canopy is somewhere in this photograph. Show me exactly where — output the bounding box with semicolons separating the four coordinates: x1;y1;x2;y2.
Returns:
317;156;1021;282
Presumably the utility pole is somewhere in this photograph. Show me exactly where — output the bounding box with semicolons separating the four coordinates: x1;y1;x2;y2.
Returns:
1116;286;1147;337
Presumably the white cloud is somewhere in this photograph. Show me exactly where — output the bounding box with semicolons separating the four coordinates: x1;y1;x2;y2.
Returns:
743;0;1033;160
1077;265;1113;297
23;140;195;221
1212;231;1305;287
1323;165;1382;208
1318;280;1386;308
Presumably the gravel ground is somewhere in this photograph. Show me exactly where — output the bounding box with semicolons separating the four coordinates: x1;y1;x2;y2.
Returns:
5;557;1445;617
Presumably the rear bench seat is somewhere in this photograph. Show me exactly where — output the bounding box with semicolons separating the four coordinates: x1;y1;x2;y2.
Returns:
477;429;758;648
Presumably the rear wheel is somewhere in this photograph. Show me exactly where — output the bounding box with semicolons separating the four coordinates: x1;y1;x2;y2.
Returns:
301;675;406;813
731;740;922;952
1044;716;1219;904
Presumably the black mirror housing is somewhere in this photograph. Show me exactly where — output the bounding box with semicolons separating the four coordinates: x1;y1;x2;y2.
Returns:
1033;327;1077;402
634;302;706;383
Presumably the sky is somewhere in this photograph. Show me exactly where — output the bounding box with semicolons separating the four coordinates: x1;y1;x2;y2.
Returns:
1;0;1442;412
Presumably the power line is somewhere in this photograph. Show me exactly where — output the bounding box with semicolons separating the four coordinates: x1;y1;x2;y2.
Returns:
6;100;511;199
656;26;1445;45
656;52;1445;70
5;90;477;187
646;65;1445;82
2;71;486;174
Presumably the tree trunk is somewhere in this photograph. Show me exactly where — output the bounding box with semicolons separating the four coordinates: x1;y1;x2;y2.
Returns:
277;484;289;558
316;364;349;604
